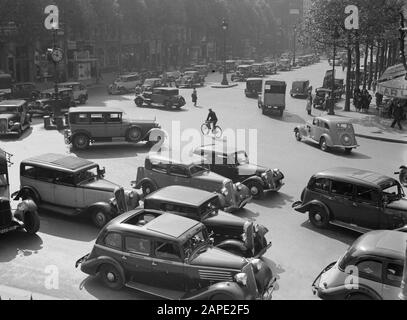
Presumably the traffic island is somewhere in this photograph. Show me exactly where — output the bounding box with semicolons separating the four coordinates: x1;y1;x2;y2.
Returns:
211;83;239;89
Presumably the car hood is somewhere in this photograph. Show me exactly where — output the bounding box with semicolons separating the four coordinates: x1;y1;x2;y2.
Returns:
387;198;407;212
204;210;245;228
0;114;19;120
190;246;246;270
82;179;119;192
238;163;268;176
193;171;228;185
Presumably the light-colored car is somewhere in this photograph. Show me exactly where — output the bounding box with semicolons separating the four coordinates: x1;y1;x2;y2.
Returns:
176;71;204;88
58;82;88;105
312;230;406;300
64;107;163;150
133;155;252;212
108;73;142;95
15;154;140;228
294;116;359;154
258;80;287;117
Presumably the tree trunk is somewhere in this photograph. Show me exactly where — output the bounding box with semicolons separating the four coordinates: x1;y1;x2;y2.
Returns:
363;42;369;89
355;31;361;90
379;40;386;76
368;42;374;90
345;33;352;112
383;40;388;72
375;40;381;81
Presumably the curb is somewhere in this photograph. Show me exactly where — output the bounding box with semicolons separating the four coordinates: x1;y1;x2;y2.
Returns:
210;83;239;89
355;133;407;144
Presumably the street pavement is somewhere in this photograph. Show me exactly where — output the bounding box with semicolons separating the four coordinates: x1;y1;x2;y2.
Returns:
0;61;406;300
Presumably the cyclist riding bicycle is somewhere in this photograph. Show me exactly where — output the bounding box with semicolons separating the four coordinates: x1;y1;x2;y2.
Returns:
206;109;218;133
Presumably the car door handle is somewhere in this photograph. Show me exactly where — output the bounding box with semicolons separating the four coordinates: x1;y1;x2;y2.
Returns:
152;262;158;267
121;256;127;261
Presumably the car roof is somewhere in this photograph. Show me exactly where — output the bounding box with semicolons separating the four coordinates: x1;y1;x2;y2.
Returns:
42;88;72;93
0;100;26;107
247;78;263;82
146;186;217;207
107;210;202;242
154;87;178;91
147;154;204;166
58;82;81;86
69;107;123;113
196;144;243;155
351;231;407;261
22;154;96;173
293;80;309;83
314;116;353;124
264;80;287;85
315;167;394;188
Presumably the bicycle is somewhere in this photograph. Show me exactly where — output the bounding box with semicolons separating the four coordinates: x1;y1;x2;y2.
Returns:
201;121;223;139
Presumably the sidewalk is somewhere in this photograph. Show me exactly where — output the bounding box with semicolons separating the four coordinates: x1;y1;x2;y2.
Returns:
0;285;61;300
330;100;407;144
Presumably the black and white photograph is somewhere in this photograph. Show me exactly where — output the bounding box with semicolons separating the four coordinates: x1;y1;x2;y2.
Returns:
0;0;406;305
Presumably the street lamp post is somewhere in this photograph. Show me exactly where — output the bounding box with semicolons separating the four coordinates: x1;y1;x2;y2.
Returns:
329;26;340;116
293;25;297;67
221;18;229;86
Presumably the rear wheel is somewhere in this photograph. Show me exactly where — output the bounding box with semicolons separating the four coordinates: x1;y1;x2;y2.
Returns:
127;127;142;142
99;264;124;290
309;206;330;229
320;137;329;152
23;210;40;235
73;134;90;150
245;181;264;199
91;210;111;228
295;130;302;142
21;189;38;204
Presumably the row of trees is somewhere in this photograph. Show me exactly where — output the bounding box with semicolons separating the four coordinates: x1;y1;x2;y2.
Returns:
0;0;288;61
300;0;404;111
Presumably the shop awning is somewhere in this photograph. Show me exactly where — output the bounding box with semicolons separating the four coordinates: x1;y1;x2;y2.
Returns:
377;77;407;98
378;64;406;82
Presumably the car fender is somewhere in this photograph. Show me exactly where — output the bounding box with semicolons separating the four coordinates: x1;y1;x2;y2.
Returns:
72;129;92;140
318;283;382;300
134;177;158;191
320;134;334;147
14;200;38;216
13;186;41;203
292;199;330;216
86;202;113;216
242;176;265;187
81;256;125;279
184;281;247;300
216;239;248;256
295;125;308;136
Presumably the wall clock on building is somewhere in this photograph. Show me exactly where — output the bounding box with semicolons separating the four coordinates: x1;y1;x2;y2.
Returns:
51;48;64;63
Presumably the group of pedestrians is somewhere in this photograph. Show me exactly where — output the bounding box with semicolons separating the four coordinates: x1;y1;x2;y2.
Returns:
353;88;372;113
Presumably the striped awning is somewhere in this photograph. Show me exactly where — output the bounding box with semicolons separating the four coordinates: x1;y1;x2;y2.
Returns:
379;64;407;83
377;77;407;99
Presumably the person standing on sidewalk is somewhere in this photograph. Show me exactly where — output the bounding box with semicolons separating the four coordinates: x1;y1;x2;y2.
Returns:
192;88;198;107
391;101;404;130
306;91;313;116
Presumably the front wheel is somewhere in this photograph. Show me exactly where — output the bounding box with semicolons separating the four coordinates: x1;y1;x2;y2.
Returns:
213;126;223;139
309;206;330;229
320;137;329;152
99;264;124;291
295;130;302;142
127;127;142;142
73;134;90;150
245;181;264;199
142;182;156;197
91;210;111;228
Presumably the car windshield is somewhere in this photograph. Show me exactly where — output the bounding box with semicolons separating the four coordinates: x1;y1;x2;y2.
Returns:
190;165;208;176
183;228;209;259
227;151;249;165
76;166;100;184
336;123;353;131
40;93;52;99
0;106;18;113
199;197;220;218
382;181;403;202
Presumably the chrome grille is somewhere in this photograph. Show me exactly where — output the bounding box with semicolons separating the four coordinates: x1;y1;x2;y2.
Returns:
199;270;234;282
0;119;8;133
114;188;128;214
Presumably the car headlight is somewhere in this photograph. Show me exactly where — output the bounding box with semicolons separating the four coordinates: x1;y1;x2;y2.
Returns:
235;183;243;192
234;273;248;286
110;198;117;207
251;259;262;272
261;172;268;180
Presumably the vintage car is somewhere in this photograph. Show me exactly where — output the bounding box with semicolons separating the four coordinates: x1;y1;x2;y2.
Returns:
290;80;311;98
193;65;209;77
58;82;88;105
0;100;31;137
194;144;285;199
245;78;263;98
0;73;12;100
278;59;292;71
231;65;252;82
65;107;163;150
313;88;331;110
263;61;277;75
75;210;276;300
176;71;205;88
13;154;140;228
134;87;186;110
292;167;407;233
258;80;287;117
0;149;40;235
141;78;165;92
250;63;266;78
162;71;182;84
312;230;406;300
294;116;359;154
132;155;252;212
12;82;39;101
144;186;271;258
108;73;142;95
28;88;76;116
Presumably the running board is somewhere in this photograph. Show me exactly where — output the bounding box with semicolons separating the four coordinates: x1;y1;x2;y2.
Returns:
125;282;185;300
39;203;82;217
330;220;371;234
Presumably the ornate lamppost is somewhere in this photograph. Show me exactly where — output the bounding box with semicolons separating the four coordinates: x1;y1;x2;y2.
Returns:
221;18;229;86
